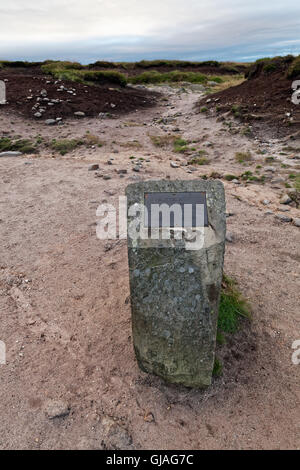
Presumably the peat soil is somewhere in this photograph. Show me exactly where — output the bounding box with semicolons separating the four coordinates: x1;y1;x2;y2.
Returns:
199;71;300;139
0;69;159;121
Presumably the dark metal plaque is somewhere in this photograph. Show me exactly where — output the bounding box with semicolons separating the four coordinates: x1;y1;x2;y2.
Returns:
144;192;208;228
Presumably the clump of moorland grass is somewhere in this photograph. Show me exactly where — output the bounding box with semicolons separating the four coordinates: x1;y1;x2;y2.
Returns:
173;137;189;153
212;357;223;377
287;55;300;79
0;137;37;154
224;174;237;181
217;274;251;340
47;133;105;155
0;60;44;68
82;70;127;87
246;55;295;79
84;132;104;147
119;140;142;149
235;151;252;163
41;62;127;87
214;273;251;376
149;134;176;148
287;174;300;206
129;70;223;85
149;134;191;153
48;138;84;155
241;170;265;183
188;156;209;165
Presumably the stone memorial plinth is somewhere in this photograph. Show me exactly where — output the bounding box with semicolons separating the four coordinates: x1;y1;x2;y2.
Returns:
126;180;226;388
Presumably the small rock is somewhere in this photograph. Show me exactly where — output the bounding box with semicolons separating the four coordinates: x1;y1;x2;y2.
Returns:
0;151;22;158
280;194;292;205
170;161;179;168
101;416;134;450
225;232;234;242
293;218;300;227
45;119;56;126
44;399;70;419
88;164;99;171
34;112;42;118
74;111;85;117
271;177;285;184
98;112;110;119
262;199;270;205
275;214;292;223
144;412;155;423
133;166;140;172
103;175;111;180
264;166;275;173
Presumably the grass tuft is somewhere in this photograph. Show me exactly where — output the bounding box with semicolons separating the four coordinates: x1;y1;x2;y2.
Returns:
0;137;37;154
235;151;252;163
218;274;251;335
212;357;223;377
129;70;223;85
48;138;84;155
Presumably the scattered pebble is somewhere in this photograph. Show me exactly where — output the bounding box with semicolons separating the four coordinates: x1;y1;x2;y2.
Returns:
225;232;234;242
279;194;292;205
293;218;300;227
45;119;56;126
88;164;99;171
0;151;22;157
74;111;85;117
44;399;70;419
275;214;292;223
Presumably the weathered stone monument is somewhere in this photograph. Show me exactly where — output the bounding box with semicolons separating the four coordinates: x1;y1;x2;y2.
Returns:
126;180;226;388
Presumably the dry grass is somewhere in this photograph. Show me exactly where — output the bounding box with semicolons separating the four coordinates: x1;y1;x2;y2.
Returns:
235;151;252;163
119;140;143;149
149;134;178;148
207;74;245;93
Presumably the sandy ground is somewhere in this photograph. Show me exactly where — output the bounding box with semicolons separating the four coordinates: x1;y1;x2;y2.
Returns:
0;85;299;449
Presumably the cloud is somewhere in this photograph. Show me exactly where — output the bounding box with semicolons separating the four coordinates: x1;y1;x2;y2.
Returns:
0;0;299;62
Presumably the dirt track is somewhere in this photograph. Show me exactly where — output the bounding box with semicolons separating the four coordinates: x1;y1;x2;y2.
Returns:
0;84;299;449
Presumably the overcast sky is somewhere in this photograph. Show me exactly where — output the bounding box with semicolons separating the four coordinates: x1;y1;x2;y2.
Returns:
0;1;299;63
